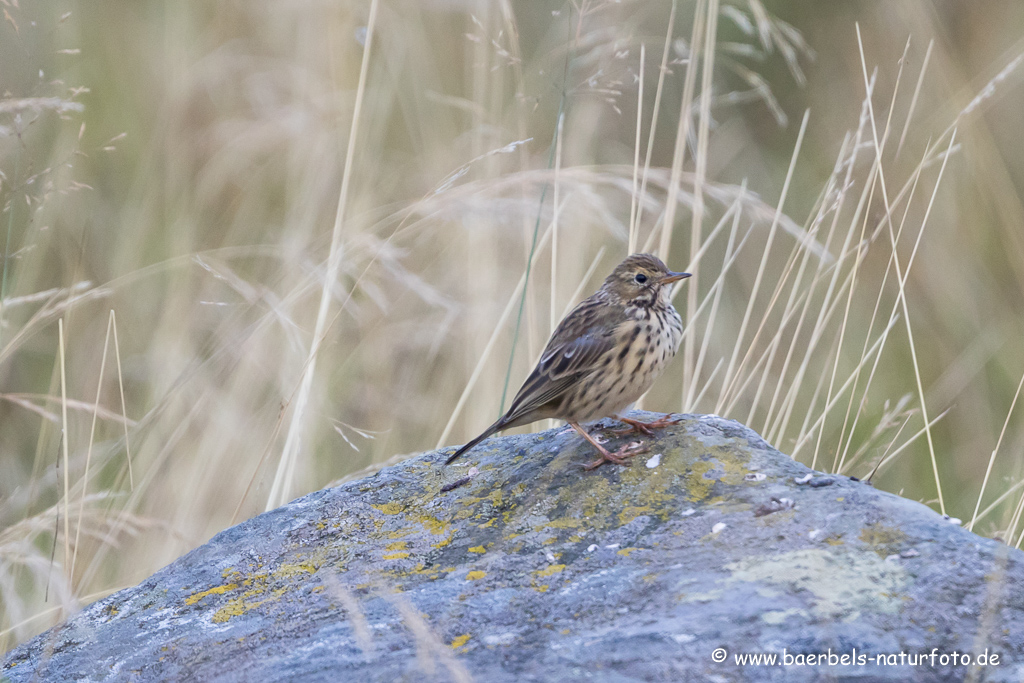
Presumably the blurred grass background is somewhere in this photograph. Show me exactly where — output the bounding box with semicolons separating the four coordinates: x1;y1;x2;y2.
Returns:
3;0;1024;651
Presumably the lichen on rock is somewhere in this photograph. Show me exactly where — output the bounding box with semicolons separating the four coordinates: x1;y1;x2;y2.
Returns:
4;412;1024;682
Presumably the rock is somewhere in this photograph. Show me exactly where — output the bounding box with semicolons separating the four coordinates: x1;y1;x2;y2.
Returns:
4;412;1024;682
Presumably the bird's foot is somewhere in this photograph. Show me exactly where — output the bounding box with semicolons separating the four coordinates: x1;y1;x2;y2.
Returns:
569;421;648;471
610;413;683;436
583;441;648;471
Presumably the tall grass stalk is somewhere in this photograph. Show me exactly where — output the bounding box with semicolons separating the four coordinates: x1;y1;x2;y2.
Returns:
4;1;1024;651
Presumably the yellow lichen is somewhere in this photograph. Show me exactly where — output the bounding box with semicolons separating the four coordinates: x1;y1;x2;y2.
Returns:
387;528;416;539
414;513;448;535
212;587;288;624
385;541;408;551
184;583;239;606
465;571;486;581
272;560;318;579
859;523;907;557
533;564;565;577
618;505;654;525
544;517;583;529
383;552;411;560
684;461;717;501
193;553;322;623
373;503;405;515
450;633;471;649
431;534;453;549
468;546;486;554
617;547;639;557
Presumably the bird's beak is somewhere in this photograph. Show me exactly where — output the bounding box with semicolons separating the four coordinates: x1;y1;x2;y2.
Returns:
660;271;691;284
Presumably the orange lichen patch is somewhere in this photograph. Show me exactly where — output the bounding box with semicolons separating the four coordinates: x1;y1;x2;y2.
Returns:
185;583;239;606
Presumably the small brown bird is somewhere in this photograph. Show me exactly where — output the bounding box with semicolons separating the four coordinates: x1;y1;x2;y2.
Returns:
446;253;690;470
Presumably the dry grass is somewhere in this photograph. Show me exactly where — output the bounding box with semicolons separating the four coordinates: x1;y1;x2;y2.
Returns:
3;0;1024;655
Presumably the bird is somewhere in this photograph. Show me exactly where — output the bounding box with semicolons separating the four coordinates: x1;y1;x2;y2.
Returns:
445;253;690;470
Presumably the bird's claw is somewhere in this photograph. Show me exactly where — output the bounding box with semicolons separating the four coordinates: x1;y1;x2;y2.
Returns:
612;413;682;436
609;423;654;437
583;441;648;470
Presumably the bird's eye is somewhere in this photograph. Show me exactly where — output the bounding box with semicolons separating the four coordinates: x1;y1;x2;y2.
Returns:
634;273;648;284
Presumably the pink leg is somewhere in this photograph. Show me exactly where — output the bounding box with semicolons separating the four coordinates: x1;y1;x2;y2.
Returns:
569;422;648;471
610;413;683;436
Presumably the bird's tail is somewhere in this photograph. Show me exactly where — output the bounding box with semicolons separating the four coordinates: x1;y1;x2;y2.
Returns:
444;418;505;465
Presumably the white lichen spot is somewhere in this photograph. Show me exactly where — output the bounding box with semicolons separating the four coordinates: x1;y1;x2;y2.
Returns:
711;522;727;534
646;453;662;469
761;608;807;625
725;549;908;619
483;633;518;646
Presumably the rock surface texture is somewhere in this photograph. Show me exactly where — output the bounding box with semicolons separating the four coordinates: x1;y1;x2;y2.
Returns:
4;412;1023;682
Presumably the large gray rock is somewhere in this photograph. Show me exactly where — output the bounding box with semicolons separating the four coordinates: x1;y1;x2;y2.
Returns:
4;412;1023;682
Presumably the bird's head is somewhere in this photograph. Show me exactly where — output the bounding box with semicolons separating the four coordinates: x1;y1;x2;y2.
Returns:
601;253;690;306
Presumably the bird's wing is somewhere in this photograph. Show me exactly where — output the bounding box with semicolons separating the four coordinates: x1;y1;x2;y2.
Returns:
500;298;620;427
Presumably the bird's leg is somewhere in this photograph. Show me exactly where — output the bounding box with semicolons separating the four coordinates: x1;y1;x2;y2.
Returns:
569;422;648;470
609;413;683;436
